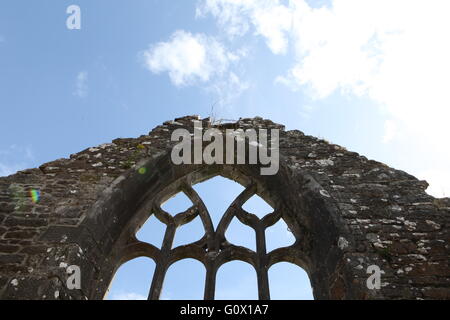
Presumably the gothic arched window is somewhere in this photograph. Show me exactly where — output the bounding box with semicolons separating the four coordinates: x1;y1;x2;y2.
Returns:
106;175;313;300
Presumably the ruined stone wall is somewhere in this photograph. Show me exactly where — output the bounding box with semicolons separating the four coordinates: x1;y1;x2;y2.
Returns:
0;116;448;300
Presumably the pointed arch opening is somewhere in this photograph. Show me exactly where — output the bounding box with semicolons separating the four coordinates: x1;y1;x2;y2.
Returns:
225;217;256;251
265;218;295;253
161;191;193;215
192;175;245;228
106;257;155;300
268;262;314;300
242;194;274;219
162;258;205;300
216;261;258;300
136;214;166;248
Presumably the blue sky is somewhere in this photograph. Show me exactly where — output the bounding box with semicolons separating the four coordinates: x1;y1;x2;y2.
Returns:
1;0;449;299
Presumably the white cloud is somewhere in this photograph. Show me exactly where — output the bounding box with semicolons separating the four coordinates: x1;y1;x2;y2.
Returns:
207;71;250;107
141;30;249;109
250;4;293;54
109;292;146;300
276;0;450;136
142;30;234;86
74;71;88;98
418;170;450;198
197;0;292;54
196;0;254;38
198;0;450;197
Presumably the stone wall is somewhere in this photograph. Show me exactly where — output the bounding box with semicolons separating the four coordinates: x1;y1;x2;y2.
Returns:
0;116;448;300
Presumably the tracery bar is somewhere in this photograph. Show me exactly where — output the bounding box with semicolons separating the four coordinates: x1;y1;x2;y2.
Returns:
148;222;176;300
255;223;270;300
203;262;217;300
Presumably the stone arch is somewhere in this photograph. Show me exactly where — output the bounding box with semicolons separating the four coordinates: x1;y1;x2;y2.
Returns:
0;116;448;300
81;149;348;300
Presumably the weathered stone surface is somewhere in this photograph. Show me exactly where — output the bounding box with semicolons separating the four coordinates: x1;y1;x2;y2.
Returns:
0;116;448;300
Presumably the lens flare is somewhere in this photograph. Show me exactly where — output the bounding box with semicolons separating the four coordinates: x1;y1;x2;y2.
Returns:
29;189;40;203
138;167;147;175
